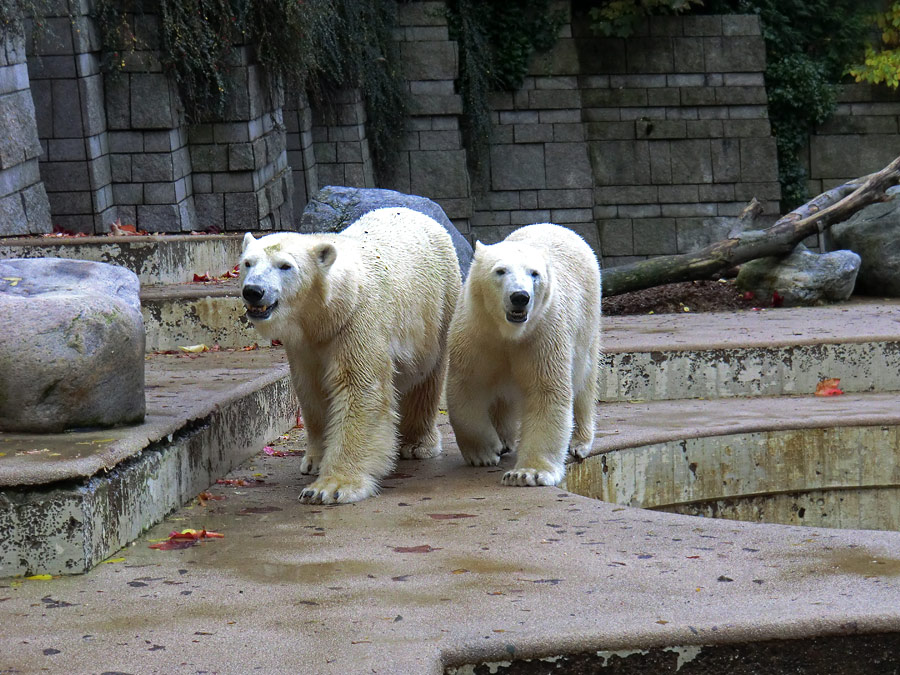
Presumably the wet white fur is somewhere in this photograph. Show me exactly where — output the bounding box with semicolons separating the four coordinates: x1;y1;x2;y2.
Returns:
240;207;461;504
447;223;602;487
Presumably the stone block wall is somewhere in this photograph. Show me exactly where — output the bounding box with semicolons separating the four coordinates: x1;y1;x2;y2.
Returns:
27;2;113;233
0;26;49;234
806;84;900;193
386;1;472;234
6;2;899;265
575;14;781;267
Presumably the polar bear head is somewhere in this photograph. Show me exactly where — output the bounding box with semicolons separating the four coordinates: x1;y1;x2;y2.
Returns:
470;239;552;339
240;232;349;340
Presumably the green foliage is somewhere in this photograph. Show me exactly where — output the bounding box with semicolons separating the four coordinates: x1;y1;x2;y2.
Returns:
94;0;406;181
849;2;900;88
447;0;565;177
587;0;701;37
703;0;879;209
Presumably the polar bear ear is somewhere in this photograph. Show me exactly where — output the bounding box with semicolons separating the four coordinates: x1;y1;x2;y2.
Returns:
242;232;256;253
474;240;485;254
312;242;337;270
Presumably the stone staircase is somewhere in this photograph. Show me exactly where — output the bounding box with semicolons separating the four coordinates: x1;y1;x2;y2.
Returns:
568;303;900;531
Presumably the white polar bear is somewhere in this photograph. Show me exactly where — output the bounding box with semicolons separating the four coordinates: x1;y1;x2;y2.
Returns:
447;223;601;487
240;207;461;504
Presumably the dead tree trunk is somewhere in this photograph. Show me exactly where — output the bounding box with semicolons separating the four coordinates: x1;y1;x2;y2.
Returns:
603;155;900;297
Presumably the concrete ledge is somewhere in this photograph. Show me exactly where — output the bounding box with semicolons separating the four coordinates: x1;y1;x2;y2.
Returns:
0;349;296;576
141;280;259;351
0;233;245;285
568;394;900;530
600;300;900;401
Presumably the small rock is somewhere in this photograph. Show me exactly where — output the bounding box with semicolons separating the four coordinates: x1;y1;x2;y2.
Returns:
300;186;473;279
0;258;145;433
736;245;860;307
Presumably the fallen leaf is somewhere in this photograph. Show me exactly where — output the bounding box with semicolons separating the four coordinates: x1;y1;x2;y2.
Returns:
815;378;844;397
451;568;469;574
216;478;265;487
102;557;126;564
392;545;440;553
178;344;209;354
2;276;21;287
109;218;147;236
428;513;477;520
656;620;669;625
26;574;54;580
772;290;784;307
197;491;225;506
149;529;223;550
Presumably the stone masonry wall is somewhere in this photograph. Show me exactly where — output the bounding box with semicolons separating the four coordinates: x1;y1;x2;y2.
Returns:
6;2;900;265
806;83;900;194
0;25;50;234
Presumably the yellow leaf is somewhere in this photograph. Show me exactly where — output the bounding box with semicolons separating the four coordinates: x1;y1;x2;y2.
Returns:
2;276;22;287
179;344;209;353
26;574;53;580
102;557;126;564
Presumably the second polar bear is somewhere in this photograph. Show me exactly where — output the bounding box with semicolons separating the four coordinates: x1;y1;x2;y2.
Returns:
447;223;601;487
240;208;461;504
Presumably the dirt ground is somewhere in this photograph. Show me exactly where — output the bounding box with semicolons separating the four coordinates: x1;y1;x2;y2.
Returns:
603;279;761;315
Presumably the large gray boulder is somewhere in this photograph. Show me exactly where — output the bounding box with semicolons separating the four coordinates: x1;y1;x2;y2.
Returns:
828;197;900;296
736;244;860;307
300;186;473;279
0;258;145;433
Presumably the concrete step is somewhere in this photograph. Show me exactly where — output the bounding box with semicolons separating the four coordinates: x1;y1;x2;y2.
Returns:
140;279;260;352
566;391;900;531
0;348;296;577
600;299;900;402
0;233;245;286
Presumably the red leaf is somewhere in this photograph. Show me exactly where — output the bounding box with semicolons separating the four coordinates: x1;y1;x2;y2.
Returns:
193;272;213;282
149;528;223;550
427;513;477;520
815;378;844;397
771;291;784;308
742;291;754;300
393;545;441;553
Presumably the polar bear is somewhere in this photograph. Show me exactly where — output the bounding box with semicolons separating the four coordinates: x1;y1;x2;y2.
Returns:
240;208;461;504
447;223;601;487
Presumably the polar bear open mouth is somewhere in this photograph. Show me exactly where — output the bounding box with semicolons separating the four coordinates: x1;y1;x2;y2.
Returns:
506;309;528;323
246;301;278;320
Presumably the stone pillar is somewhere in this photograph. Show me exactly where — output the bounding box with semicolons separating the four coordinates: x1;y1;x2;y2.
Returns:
388;0;471;237
190;45;293;232
284;89;319;219
311;88;376;190
103;9;195;232
0;24;50;235
27;2;114;233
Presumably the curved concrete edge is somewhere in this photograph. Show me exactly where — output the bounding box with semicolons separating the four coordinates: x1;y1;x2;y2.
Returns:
0;349;292;487
589;392;900;454
2;433;899;673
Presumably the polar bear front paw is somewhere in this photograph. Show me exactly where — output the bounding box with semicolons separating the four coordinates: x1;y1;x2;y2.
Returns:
502;467;563;487
298;476;373;505
460;446;501;467
399;438;442;460
567;442;592;463
299;454;322;475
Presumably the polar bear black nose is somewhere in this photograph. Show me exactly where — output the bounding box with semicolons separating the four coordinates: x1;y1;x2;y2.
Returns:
243;284;265;304
510;291;530;307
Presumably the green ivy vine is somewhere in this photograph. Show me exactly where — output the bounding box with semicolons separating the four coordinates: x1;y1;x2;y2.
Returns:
93;0;406;182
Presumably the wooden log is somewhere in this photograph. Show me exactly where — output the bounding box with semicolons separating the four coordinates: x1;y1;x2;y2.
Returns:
603;155;900;297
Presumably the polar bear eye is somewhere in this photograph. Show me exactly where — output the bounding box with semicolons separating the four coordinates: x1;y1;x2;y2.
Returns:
243;260;251;268
495;268;506;277
279;262;292;271
530;270;540;279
